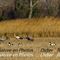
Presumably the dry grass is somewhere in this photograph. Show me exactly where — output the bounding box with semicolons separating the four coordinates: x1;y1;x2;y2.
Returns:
0;17;60;37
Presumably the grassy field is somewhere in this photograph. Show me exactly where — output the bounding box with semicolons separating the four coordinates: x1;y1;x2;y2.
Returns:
0;17;60;37
0;17;60;60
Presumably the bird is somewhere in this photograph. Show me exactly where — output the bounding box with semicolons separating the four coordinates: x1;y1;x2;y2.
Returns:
15;36;20;39
49;42;56;47
14;33;23;40
26;36;33;41
8;42;11;46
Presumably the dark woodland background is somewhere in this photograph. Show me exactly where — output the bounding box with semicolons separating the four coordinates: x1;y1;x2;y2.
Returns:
0;0;60;20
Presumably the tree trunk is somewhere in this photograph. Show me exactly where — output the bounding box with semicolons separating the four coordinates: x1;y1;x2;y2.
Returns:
29;0;33;19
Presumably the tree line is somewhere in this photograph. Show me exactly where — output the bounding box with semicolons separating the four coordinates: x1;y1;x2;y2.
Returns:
0;0;60;20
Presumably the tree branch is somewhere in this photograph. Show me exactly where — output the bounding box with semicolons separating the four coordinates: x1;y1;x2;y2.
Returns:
32;0;40;8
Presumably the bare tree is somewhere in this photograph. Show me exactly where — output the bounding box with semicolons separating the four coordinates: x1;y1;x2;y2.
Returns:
29;0;40;19
47;0;59;16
